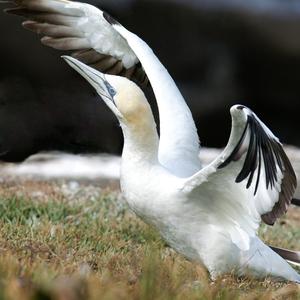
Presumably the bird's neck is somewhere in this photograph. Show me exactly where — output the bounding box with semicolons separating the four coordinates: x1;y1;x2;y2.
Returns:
121;122;159;165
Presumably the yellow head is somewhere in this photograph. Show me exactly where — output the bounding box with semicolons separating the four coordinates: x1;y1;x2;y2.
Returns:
107;76;156;131
63;55;157;136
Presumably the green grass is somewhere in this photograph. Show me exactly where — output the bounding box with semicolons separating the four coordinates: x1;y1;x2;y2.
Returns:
0;182;299;299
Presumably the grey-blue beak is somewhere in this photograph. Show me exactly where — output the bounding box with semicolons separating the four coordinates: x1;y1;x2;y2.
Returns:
62;55;122;118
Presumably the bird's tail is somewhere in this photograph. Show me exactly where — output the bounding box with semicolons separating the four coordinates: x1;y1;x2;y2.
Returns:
270;246;300;267
292;198;300;206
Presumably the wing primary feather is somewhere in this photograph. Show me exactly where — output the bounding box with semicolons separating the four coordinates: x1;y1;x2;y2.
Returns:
253;117;277;190
103;11;120;26
261;136;297;224
270;246;300;265
254;120;263;195
22;21;82;38
5;3;149;88
107;61;123;75
267;139;278;187
5;8;78;26
254;147;262;195
219;112;297;204
72;50;106;65
263;142;273;189
236;117;256;185
272;142;284;172
246;122;260;189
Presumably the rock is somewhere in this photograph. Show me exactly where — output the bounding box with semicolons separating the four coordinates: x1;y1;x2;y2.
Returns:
0;148;300;196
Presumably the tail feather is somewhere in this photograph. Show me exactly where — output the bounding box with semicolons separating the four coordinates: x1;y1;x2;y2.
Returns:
270;246;300;267
291;198;300;207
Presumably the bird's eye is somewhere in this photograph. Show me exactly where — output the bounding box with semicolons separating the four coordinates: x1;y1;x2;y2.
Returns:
104;81;116;97
109;87;116;97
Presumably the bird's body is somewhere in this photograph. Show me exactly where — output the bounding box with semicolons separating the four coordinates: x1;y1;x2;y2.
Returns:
3;0;300;283
121;157;299;281
63;56;300;282
117;97;300;282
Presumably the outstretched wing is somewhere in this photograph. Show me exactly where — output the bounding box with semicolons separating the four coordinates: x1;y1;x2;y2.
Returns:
217;108;296;225
182;105;297;248
4;0;148;87
4;0;202;176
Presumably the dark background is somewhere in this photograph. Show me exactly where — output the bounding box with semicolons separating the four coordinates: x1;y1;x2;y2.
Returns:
1;0;300;162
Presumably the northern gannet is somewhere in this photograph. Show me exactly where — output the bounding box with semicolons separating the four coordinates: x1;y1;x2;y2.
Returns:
3;0;300;282
61;55;300;282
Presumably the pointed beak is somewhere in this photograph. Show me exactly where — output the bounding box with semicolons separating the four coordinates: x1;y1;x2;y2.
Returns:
62;55;122;118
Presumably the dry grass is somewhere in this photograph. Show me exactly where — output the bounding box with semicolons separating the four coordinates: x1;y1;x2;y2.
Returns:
0;180;299;300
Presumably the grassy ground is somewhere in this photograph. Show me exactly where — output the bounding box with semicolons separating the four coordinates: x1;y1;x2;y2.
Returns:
0;180;299;300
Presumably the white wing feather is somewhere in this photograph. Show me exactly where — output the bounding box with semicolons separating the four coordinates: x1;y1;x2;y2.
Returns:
111;24;201;175
5;0;201;176
7;0;138;68
181;105;297;250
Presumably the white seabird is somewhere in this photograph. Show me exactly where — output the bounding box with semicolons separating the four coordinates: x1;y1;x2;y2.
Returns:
5;0;300;192
3;0;300;281
61;55;300;282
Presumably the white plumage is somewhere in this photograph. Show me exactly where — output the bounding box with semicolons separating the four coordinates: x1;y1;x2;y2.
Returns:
63;55;299;282
4;0;300;283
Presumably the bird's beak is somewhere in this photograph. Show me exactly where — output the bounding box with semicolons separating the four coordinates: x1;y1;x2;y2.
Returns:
62;55;122;118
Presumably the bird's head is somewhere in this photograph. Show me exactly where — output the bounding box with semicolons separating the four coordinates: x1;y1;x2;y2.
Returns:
62;56;154;133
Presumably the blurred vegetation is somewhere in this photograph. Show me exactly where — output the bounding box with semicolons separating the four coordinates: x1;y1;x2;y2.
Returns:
0;183;299;299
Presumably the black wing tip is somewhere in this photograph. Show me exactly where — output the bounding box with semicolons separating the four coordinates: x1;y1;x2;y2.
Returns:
261;213;276;226
103;11;120;26
218;108;297;226
219;109;296;192
3;7;20;15
270;246;300;264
